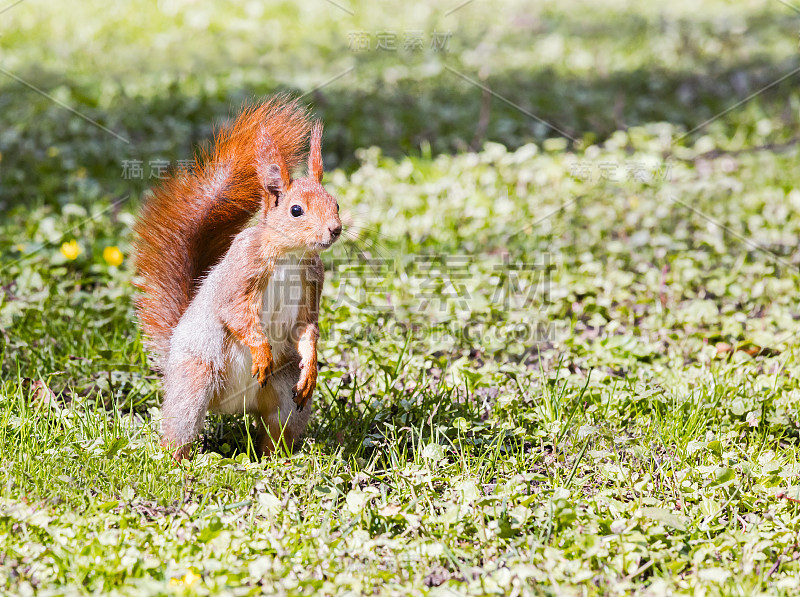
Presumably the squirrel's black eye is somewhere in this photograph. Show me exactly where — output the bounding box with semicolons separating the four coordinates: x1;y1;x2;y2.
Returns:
290;205;303;217
336;202;340;212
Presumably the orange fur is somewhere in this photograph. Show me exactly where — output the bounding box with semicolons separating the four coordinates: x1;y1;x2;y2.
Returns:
134;96;312;367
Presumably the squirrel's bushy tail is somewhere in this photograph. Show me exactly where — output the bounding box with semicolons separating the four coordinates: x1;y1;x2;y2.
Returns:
134;96;313;368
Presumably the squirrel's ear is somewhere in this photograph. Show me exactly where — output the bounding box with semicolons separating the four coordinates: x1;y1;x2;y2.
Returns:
264;163;287;206
308;121;323;183
253;127;291;206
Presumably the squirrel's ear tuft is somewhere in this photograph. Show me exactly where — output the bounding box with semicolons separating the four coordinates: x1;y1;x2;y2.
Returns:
309;121;323;183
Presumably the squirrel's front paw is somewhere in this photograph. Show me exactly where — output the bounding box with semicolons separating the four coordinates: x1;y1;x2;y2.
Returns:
250;343;274;387
292;359;317;412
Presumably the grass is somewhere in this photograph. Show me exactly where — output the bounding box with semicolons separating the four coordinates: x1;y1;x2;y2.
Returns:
3;0;800;594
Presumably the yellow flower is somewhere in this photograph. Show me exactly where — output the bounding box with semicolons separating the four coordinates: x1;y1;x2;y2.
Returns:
169;570;201;586
60;240;81;260
103;246;124;267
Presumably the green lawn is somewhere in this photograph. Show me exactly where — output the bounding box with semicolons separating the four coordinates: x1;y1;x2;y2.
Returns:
3;0;800;594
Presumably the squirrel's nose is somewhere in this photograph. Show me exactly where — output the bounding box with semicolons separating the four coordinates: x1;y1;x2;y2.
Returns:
329;224;342;239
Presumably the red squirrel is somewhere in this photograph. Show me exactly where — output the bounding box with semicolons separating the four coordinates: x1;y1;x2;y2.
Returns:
134;96;342;461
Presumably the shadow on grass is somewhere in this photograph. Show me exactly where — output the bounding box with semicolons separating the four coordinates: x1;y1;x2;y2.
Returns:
1;51;798;210
195;371;482;463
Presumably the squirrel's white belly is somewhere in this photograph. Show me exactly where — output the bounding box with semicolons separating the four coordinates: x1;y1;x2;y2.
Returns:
213;256;302;414
260;255;303;354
